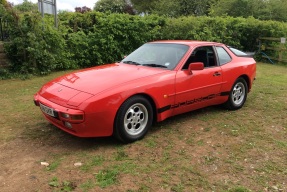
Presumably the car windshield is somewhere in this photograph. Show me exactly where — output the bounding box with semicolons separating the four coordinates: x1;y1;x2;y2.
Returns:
121;43;189;70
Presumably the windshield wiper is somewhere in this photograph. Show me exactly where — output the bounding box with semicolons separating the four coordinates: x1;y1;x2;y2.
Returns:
142;64;167;68
122;61;141;65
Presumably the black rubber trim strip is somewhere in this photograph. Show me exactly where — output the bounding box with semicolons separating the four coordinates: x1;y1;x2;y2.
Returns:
157;91;230;114
158;105;171;114
220;92;229;96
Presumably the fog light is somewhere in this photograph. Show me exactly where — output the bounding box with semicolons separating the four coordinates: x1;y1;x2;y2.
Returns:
64;121;72;129
61;113;70;119
71;115;84;120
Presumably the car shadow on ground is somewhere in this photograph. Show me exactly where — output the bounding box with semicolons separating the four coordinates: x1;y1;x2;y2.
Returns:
150;105;224;133
21;123;120;150
22;105;225;150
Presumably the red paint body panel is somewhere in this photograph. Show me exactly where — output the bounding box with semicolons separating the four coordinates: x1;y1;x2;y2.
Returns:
34;40;256;138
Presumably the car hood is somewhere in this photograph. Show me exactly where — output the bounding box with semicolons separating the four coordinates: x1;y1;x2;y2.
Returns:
39;63;168;107
57;63;167;94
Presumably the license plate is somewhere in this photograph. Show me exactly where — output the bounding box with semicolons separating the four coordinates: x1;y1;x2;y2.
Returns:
40;103;56;117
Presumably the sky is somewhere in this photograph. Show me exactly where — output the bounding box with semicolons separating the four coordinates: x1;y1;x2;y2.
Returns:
9;0;97;12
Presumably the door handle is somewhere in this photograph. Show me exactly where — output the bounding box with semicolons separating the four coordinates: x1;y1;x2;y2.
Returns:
213;72;221;76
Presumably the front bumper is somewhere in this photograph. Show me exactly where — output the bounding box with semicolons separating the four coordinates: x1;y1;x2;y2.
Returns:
34;94;113;137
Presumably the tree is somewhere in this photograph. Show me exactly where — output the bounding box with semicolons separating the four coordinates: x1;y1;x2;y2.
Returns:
130;0;156;14
177;0;212;16
267;0;287;22
75;6;92;13
131;0;213;17
0;0;20;27
94;0;135;14
210;0;253;18
13;0;38;13
151;0;178;17
210;0;287;22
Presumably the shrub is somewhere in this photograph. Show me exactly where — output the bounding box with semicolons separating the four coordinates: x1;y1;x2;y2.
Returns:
4;13;73;75
2;8;287;78
63;13;165;66
162;16;287;51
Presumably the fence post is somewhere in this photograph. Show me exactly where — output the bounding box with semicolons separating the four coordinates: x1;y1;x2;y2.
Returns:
259;37;287;63
279;38;286;62
0;17;3;41
278;47;282;62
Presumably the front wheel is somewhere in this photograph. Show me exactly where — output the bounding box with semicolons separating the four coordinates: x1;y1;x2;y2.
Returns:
114;96;153;143
224;77;248;110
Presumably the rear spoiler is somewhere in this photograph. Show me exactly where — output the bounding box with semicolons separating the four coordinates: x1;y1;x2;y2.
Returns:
239;52;255;58
227;46;255;58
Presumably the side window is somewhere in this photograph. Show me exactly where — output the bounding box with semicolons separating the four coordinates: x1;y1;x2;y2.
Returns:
216;46;232;65
182;46;216;69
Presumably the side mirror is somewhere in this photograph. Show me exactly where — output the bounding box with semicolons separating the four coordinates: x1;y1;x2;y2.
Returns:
188;62;204;74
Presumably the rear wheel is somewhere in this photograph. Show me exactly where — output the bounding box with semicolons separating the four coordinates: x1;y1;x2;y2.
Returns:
224;77;248;110
114;96;153;143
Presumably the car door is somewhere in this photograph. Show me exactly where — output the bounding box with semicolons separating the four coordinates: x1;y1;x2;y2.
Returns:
173;46;223;115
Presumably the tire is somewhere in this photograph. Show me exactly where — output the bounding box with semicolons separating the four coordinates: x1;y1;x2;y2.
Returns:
224;77;248;110
113;96;153;143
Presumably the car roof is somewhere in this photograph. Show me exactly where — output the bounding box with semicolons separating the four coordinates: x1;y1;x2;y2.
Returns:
150;40;224;46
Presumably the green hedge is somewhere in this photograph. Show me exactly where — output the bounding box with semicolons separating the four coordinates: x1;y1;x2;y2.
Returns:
61;12;165;67
162;16;287;51
3;13;72;76
2;10;287;77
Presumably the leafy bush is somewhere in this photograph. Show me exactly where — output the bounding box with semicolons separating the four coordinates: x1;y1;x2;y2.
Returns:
162;16;287;51
62;13;165;67
2;7;287;78
4;13;72;75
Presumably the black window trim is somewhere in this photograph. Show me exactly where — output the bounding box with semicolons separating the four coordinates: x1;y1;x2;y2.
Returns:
181;45;220;70
214;46;232;66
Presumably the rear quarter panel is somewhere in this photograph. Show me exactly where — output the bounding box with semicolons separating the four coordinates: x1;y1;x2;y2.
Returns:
220;48;256;94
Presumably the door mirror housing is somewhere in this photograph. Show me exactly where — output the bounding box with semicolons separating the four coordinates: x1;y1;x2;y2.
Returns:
188;62;204;74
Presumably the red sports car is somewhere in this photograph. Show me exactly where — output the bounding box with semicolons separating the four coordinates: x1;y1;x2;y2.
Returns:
34;40;256;143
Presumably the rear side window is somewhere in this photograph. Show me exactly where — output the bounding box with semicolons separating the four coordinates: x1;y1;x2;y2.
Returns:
216;46;231;65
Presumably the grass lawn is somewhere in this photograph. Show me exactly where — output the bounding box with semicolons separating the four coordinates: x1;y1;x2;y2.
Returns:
0;63;286;191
